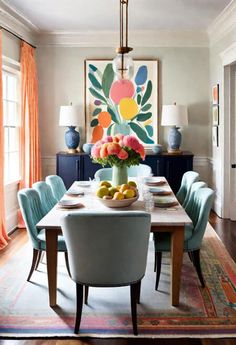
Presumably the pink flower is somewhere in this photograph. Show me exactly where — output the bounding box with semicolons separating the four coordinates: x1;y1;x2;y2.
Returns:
136;144;145;160
100;143;109;158
104;135;113;143
107;142;121;155
123;135;140;151
91;145;101;158
117;148;129;160
94;139;105;146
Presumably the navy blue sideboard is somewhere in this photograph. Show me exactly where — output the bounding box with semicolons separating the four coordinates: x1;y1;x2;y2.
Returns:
56;151;193;193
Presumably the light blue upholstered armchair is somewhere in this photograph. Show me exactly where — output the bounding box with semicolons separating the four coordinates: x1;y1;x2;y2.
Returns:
45;175;66;201
176;171;199;206
154;187;214;290
33;181;57;215
60;211;151;335
18;188;69;281
94;164;152;181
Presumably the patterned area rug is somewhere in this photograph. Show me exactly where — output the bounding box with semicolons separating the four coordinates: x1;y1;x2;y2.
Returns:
1;224;236;338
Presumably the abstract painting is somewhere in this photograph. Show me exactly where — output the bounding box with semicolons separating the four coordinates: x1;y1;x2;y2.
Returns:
85;59;158;148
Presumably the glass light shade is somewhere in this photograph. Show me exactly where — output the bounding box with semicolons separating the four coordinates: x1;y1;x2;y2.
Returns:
112;54;134;80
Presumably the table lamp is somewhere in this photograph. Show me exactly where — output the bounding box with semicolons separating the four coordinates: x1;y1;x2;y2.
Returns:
161;103;188;154
59;105;80;153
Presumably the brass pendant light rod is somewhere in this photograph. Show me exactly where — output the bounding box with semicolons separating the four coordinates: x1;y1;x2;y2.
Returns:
113;0;134;80
116;0;133;54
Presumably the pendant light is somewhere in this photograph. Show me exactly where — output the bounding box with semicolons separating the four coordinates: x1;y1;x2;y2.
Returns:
112;0;134;80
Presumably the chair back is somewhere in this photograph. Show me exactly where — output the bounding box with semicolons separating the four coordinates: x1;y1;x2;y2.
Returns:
94;168;112;181
45;175;66;201
60;211;151;286
184;181;207;210
94;164;152;182
176;171;199;205
33;181;57;215
186;188;214;250
128;164;152;177
17;188;44;249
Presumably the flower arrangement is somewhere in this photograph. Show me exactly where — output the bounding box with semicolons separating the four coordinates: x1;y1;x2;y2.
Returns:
91;134;145;167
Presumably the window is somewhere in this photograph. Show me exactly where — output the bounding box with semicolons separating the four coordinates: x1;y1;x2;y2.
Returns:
3;70;20;183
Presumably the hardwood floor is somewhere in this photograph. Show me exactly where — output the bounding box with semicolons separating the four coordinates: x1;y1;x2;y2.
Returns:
0;212;235;345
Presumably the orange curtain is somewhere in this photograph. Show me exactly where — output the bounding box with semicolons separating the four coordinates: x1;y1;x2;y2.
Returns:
0;32;10;249
19;42;42;189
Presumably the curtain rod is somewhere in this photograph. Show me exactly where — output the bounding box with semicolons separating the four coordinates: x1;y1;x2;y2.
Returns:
0;26;36;49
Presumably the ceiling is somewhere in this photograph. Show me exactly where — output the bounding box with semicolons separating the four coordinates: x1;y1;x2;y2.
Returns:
2;0;232;33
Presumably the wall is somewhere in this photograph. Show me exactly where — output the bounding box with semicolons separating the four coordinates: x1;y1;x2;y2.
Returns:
209;27;236;216
36;46;211;182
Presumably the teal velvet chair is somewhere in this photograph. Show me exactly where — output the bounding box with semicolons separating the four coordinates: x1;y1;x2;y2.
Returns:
94;164;152;181
154;187;214;290
60;211;151;335
176;171;199;206
33;181;57;215
183;181;207;209
17;188;69;281
45;175;66;201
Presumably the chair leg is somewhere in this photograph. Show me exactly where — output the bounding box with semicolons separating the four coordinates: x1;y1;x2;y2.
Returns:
136;280;141;304
155;252;162;291
35;250;43;270
27;248;39;282
64;252;71;277
154;251;157;272
191;249;205;288
84;286;89;305
74;283;84;334
188;251;193;262
130;282;139;335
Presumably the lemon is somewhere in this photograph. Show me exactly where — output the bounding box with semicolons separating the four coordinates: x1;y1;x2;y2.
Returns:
108;186;118;197
113;192;124;200
96;186;109;198
119;184;129;193
128;181;137;187
99;180;112;188
123;189;135;199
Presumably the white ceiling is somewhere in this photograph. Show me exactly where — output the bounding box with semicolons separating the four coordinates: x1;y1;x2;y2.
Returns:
2;0;232;33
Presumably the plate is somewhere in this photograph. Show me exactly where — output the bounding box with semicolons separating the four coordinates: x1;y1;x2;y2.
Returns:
148;187;172;196
144;178;166;186
154;196;178;208
58;199;84;209
97;194;139;208
65;189;84;196
77;181;91;188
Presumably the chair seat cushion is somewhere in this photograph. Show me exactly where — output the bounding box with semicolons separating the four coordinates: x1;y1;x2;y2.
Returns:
154;224;194;252
37;229;67;251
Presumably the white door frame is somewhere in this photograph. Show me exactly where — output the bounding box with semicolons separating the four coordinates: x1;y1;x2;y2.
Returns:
220;43;236;219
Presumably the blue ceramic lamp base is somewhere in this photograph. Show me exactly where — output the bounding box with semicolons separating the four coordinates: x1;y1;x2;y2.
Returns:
65;126;80;153
167;126;183;154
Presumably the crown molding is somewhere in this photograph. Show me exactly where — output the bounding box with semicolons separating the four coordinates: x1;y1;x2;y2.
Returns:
37;29;208;48
0;0;38;45
220;42;236;65
207;0;236;46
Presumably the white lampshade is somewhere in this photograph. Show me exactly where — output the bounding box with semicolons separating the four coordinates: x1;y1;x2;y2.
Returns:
59;105;79;126
161;104;188;127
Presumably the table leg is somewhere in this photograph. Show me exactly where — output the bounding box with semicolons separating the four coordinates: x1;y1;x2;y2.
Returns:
45;229;58;307
170;226;184;306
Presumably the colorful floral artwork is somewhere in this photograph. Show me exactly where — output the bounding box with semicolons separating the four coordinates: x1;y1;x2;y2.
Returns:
85;60;158;148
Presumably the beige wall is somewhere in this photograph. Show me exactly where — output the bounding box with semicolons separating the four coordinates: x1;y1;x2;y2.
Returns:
36;46;210;159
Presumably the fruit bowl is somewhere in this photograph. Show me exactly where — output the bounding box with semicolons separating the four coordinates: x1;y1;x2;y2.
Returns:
97;194;139;208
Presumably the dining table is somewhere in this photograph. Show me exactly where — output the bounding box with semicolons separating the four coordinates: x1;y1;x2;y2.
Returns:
36;177;192;308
